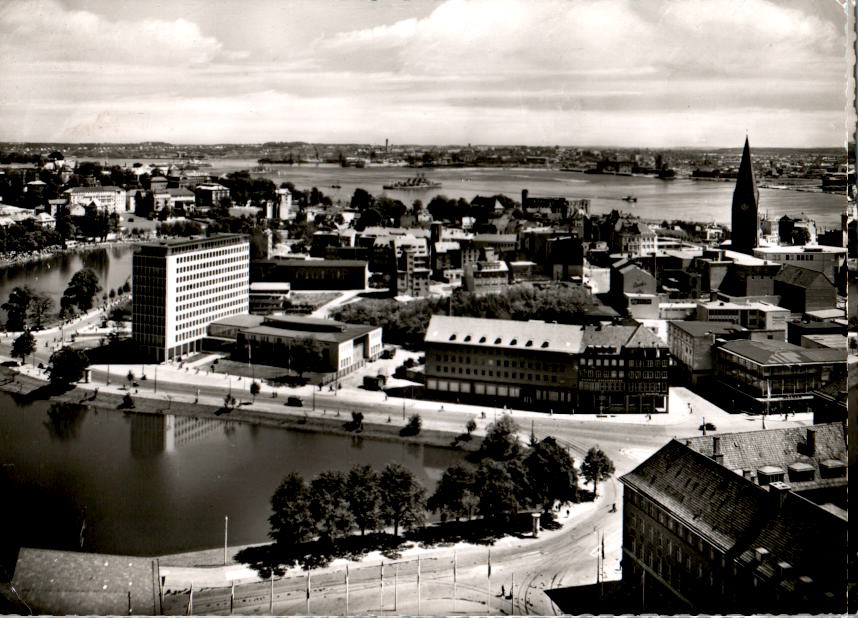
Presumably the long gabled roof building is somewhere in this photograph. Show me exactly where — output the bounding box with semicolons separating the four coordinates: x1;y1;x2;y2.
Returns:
619;423;846;613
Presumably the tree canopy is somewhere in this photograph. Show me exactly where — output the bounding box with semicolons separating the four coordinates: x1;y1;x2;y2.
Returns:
427;464;476;522
11;331;35;363
2;286;34;331
269;473;316;547
580;447;615;497
47;347;90;386
379;463;426;537
61;268;102;316
346;464;381;536
309;471;354;543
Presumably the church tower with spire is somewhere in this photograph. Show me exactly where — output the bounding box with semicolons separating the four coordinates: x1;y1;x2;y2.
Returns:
730;136;760;254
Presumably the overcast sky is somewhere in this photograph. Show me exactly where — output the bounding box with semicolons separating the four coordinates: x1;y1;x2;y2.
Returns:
0;0;852;147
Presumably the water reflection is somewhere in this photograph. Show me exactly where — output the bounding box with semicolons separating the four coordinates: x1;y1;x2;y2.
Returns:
129;413;224;458
43;402;88;441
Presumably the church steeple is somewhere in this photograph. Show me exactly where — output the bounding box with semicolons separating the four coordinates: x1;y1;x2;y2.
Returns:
730;136;760;254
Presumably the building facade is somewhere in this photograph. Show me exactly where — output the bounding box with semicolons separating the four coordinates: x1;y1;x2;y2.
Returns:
251;258;369;290
132;234;250;361
712;339;846;414
620;424;846;614
64;186;128;214
667;320;747;384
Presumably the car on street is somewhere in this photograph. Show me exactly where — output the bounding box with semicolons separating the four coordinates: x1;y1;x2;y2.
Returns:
286;396;303;407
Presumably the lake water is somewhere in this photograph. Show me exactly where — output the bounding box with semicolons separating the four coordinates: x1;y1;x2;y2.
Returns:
0;393;460;557
0;246;135;324
102;158;846;229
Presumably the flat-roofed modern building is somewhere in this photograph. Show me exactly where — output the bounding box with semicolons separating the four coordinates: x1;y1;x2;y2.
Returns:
132;234;250;361
712;339;846;414
208;314;382;379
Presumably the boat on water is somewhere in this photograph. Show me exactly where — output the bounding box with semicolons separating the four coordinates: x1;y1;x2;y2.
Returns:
382;173;442;190
622;195;638;202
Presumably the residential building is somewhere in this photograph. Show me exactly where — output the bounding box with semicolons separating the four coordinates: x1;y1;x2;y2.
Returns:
576;324;670;413
786;319;845;346
712;339;845;414
250;258;368;290
611;261;659;319
620;424;847;613
132;234;250;362
194;183;230;208
392;243;431;297
463;260;509;293
667;321;747;385
730;137;760;254
64;186;127;214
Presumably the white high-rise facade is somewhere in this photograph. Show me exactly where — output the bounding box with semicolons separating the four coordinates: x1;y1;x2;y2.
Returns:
133;234;250;361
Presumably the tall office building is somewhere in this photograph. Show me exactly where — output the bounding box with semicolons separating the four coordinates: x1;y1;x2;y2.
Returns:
132;234;249;361
730;137;760;254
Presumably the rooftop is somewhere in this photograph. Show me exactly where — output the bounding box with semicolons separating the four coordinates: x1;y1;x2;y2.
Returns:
717;339;845;365
668;320;747;337
754;244;846;255
774;265;832;287
425;315;583;355
698;300;789;313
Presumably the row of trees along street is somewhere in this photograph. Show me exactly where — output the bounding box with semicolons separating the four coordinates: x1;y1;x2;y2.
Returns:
257;416;614;573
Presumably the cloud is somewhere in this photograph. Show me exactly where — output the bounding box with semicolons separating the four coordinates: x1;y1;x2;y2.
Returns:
0;0;229;65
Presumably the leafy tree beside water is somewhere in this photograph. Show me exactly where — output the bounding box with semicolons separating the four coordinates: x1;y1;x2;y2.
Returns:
346;464;381;536
309;471;354;543
379;463;426;538
269;473;316;548
2;286;34;331
47;347;89;387
11;331;35;364
60;268;102;316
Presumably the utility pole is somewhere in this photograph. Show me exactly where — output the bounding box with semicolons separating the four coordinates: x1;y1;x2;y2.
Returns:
487;549;492;615
306;570;310;614
394;563;397;611
345;564;350;615
269;574;273;614
230;582;234;615
511;572;515;614
224;516;228;565
452;550;457;615
154;365;157;394
187;583;193;616
380;561;384;614
416;555;421;616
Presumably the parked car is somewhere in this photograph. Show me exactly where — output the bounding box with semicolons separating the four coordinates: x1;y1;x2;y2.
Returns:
286;396;303;407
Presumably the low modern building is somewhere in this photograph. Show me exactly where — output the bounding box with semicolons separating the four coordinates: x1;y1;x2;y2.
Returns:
753;244;846;284
132;234;250;361
208;314;382;379
251;258;368;290
248;282;291;314
712;339;846;414
194;183;230;208
620;424;847;614
667;320;747;385
696;300;790;338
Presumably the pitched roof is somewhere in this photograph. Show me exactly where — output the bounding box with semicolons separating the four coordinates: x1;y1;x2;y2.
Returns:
732;136;759;210
424;315;583;354
620;436;846;585
717;339;845;365
683;423;846;478
774;265;832;288
581;323;665;350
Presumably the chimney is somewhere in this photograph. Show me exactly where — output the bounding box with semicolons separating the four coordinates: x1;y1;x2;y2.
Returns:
711;436;724;465
769;481;790;508
742;468;752;480
805;427;816;456
754;547;769;564
776;561;792;579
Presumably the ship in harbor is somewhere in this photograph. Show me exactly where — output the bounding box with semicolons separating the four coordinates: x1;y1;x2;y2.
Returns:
382;174;442;190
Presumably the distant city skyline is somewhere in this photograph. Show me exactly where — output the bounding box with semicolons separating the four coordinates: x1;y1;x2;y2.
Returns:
0;0;853;147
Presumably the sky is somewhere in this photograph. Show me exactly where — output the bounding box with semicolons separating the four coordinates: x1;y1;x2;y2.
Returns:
0;0;853;147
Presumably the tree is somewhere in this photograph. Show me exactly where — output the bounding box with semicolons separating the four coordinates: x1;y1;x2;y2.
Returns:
477;415;522;461
27;293;54;330
269;473;316;547
427;464;476;522
289;337;323;377
346;464;381;536
465;418;477;436
379;463;426;537
2;286;33;331
524;437;579;511
401;413;422;436
11;331;35;364
474;460;520;525
47;347;89;387
250;381;260;401
61;268;102;314
309;471;354;543
120;392;135;409
580;447;615;497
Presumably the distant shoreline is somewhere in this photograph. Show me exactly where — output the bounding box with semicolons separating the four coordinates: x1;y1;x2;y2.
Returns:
0;239;137;271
